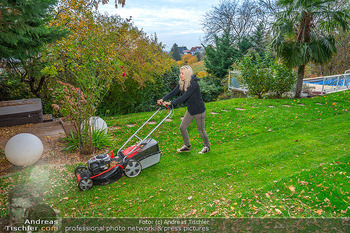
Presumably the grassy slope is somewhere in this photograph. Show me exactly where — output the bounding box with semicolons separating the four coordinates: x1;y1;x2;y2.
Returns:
0;91;349;218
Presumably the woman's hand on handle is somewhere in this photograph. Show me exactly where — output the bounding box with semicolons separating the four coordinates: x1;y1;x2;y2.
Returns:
162;101;171;106
157;99;163;105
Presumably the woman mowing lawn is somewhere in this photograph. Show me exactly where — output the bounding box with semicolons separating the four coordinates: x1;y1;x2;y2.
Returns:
157;65;210;154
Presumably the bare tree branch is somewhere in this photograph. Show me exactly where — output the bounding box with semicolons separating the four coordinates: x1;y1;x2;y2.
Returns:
202;0;276;44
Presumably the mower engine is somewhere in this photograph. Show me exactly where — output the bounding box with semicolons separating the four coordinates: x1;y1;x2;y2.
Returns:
88;153;111;176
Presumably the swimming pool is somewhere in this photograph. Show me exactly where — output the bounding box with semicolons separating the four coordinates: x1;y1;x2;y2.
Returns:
302;73;350;95
304;75;350;86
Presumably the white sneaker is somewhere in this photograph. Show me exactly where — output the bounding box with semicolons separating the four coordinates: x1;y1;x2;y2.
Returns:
177;145;191;152
199;146;210;154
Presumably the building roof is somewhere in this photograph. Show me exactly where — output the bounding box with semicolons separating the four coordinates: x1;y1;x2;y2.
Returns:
190;46;202;52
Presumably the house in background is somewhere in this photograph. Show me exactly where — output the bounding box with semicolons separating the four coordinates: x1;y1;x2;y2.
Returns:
174;46;204;57
182;49;190;55
190;46;203;56
178;46;188;55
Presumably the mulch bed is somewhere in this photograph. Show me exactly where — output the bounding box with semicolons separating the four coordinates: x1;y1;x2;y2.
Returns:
0;120;89;177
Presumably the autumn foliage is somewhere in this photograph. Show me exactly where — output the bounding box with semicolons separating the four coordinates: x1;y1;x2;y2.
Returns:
42;0;172;111
39;0;173;153
177;54;198;67
44;0;171;89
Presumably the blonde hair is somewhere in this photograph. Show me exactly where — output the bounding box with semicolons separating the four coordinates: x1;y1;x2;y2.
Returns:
179;65;193;91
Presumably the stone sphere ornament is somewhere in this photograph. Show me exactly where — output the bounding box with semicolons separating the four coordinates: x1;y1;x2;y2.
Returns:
5;133;43;167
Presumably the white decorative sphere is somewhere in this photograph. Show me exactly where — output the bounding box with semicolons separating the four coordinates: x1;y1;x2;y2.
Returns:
5;133;43;167
89;116;108;133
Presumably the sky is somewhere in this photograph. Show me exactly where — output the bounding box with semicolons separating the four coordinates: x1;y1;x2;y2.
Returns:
98;0;221;51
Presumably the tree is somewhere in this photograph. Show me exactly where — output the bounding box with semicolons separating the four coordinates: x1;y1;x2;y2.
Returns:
237;36;253;58
271;0;350;98
81;0;126;9
105;0;126;7
203;31;238;82
0;0;128;100
0;0;69;99
202;0;239;42
44;0;172;153
0;0;67;60
259;0;279;14
177;54;198;67
170;43;181;61
249;22;268;58
45;0;171;93
316;29;350;75
202;0;272;43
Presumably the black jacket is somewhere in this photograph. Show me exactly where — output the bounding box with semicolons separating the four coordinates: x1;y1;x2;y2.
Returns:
162;75;206;115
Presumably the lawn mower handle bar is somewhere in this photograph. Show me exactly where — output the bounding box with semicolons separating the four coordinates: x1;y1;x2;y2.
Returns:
117;104;173;161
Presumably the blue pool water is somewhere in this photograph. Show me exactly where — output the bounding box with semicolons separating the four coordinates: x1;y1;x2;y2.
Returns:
304;77;350;86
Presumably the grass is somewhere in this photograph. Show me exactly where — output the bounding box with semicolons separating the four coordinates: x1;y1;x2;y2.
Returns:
0;91;349;218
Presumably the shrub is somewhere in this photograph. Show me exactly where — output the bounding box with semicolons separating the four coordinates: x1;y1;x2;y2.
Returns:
271;62;297;98
239;53;273;99
0;73;33;101
52;81;101;154
63;129;112;153
98;65;180;115
196;71;208;78
239;52;296;99
199;76;224;102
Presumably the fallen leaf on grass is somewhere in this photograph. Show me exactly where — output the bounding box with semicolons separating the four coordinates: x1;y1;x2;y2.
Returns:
265;191;273;199
288;185;296;194
298;179;309;185
315;209;323;215
210;211;218;217
189;209;197;215
275;209;282;215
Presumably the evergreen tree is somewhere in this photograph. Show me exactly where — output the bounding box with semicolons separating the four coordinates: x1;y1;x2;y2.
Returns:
237;36;253;59
250;22;267;58
0;0;68;60
170;43;181;61
203;32;238;82
0;0;68;99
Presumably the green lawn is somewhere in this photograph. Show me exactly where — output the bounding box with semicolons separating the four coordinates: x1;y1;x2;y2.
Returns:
1;91;349;218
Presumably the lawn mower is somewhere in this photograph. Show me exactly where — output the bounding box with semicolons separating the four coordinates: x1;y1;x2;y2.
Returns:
74;104;172;191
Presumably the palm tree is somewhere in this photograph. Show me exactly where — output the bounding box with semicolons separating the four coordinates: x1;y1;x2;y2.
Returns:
271;0;350;98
